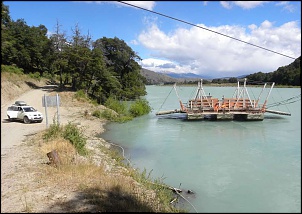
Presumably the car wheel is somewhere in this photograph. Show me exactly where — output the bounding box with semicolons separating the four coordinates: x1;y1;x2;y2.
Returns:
23;116;31;124
8;116;13;122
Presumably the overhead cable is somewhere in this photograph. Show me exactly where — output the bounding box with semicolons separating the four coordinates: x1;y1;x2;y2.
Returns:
119;1;297;60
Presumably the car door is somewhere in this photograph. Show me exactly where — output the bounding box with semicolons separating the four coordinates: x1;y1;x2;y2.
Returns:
17;107;24;120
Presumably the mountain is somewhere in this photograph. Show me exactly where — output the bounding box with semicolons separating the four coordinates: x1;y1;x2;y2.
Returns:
140;68;181;85
159;72;213;79
140;69;211;85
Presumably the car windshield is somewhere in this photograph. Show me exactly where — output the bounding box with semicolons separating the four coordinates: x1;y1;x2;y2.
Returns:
23;107;36;112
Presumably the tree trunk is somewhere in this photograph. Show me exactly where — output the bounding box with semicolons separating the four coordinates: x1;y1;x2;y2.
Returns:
47;149;61;167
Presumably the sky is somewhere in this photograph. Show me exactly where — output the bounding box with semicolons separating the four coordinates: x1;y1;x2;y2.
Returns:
3;1;301;78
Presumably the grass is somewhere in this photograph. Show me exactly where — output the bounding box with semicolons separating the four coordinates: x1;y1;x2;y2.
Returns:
37;124;186;212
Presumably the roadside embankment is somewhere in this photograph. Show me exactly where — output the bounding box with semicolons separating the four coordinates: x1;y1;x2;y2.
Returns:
1;72;183;212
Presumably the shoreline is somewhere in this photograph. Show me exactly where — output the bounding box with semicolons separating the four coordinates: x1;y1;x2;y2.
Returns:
1;73;186;212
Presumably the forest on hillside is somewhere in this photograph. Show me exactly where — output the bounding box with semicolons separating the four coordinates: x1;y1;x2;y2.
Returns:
201;56;300;86
245;56;300;86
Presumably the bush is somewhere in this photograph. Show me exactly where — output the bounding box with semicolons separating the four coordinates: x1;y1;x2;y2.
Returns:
101;97;151;123
28;71;41;80
129;99;151;117
100;109;118;121
43;123;62;141
104;97;127;115
92;109;102;118
63;123;88;156
1;64;24;74
74;89;89;102
43;122;88;156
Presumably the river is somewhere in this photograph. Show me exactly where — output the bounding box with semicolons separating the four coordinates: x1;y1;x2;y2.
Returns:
101;84;301;213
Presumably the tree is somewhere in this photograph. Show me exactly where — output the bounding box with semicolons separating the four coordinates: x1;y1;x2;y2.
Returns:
65;23;92;90
49;20;69;85
94;37;146;100
228;77;237;83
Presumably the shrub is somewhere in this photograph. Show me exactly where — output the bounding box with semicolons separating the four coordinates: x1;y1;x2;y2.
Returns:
42;123;62;141
101;109;118;121
63;122;88;156
92;109;102;118
104;97;127;115
74;89;89;102
28;71;41;80
129;99;151;117
1;64;24;74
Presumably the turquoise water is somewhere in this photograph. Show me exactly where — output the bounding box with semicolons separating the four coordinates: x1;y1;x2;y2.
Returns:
101;85;301;213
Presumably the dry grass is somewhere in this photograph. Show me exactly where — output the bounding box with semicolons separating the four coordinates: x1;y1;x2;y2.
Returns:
28;132;181;212
1;72;47;104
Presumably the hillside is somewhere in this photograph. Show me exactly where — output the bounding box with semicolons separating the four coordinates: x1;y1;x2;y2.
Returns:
246;56;300;86
140;68;181;85
140;68;205;85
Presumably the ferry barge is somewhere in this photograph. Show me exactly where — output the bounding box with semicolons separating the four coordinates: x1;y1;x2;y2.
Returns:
156;78;291;121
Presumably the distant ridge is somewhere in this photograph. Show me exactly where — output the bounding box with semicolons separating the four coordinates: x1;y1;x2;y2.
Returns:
140;68;212;85
140;68;181;85
159;72;213;80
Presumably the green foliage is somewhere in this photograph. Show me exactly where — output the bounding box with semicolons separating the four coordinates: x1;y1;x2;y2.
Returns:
99;108;133;123
2;5;148;102
42;123;62;141
74;89;89;102
92;109;102;118
104;96;127;115
129;99;151;117
63;123;88;156
102;97;151;122
100;109;119;120
246;56;300;86
1;64;24;74
28;71;41;80
228;77;238;83
41;71;57;81
42;122;87;156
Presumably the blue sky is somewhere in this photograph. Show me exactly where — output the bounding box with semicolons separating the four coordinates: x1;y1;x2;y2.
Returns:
3;1;301;78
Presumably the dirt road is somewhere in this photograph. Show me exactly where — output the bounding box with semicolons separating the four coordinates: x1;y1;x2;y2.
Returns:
1;86;107;212
1;86;63;211
1;87;57;156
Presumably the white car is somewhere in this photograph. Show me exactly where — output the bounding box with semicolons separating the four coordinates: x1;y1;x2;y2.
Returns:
7;101;43;124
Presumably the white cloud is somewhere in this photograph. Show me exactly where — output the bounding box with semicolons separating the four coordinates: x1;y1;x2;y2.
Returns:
260;20;273;28
220;1;233;9
117;1;156;10
94;1;156;10
275;1;296;13
137;20;301;78
139;58;194;74
233;1;269;9
220;1;297;12
220;1;269;10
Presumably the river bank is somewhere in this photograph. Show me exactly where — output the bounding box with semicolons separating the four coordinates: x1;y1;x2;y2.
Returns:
1;73;184;212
